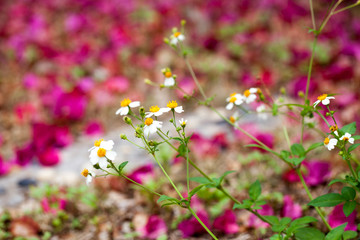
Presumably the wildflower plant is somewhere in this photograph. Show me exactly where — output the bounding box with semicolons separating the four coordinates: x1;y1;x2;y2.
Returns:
84;2;360;239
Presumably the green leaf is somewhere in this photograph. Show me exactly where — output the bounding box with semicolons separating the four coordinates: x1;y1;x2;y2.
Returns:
325;223;347;240
308;193;345;207
348;143;360;152
189;177;212;185
291;216;318;227
171;137;183;142
343;201;356;217
292;156;306;166
245;144;269;152
343;231;358;240
262;216;279;225
341;187;356;201
233;199;253;210
217;170;236;186
118;161;129;172
189;185;204;198
157;195;178;203
352;135;360;140
280;217;292;225
306;142;323;153
249;180;261;201
272;103;278;116
328;179;347;186
295;227;325;240
280;150;291;159
176;144;187;157
340;122;356;135
291;143;306;157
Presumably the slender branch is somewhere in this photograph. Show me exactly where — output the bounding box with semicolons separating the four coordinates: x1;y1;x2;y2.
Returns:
333;2;360;14
188;206;218;240
309;0;316;30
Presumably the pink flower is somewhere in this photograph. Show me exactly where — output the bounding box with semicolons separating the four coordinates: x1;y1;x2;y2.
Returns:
328;205;357;231
41;197;67;214
139;215;167;239
178;209;210;237
281;195;302;219
14;143;35;166
250;133;274;153
213;210;239;234
176;78;196;99
105;76;129;93
84;121;104;136
127;164;154;184
53;88;87;121
0;155;11;176
38;147;60;166
248;204;274;229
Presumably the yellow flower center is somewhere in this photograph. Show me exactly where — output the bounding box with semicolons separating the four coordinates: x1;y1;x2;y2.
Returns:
81;168;89;177
149;105;160;113
230;116;236;123
167;100;178;109
145;118;154;126
165;71;172;78
94;139;103;147
324;138;330;145
244;90;251;97
97;148;106;157
329;125;338;132
230;92;237;97
182;121;186;126
121;98;132;107
174;32;181;37
257;89;262;94
317;94;328;101
343;137;349;142
229;96;237;103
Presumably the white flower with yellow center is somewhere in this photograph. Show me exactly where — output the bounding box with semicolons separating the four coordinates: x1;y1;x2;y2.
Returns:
323;137;338;151
163;70;175;87
164;100;184;113
243;88;259;104
115;98;140;115
179;118;187;127
229;112;240;125
340;132;354;144
256;104;268;120
329;125;339;136
170;32;185;45
313;94;335;108
145;105;167;118
81;168;95;185
88;139;114;152
226;93;244;110
143;118;162;138
89;140;117;169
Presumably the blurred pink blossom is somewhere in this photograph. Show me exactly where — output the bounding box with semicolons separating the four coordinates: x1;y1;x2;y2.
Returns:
139;215;167;239
178;209;210;238
328;205;357;231
281;195;302;219
248;204;274;229
127;163;154;184
213;209;239;234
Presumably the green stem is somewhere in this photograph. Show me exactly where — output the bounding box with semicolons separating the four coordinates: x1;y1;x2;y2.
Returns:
333;2;360;14
283;126;291;150
184;57;207;100
309;0;316;30
186;147;190;194
152;153;183;199
345;157;358;180
296;168;332;231
318;0;343;34
188;206;219;240
315;110;331;128
326;106;337;126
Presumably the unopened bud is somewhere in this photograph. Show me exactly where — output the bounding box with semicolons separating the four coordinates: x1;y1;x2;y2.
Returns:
148;141;158;146
123;116;132;125
182;132;185;137
120;134;127;140
169;119;174;123
163;38;169;44
259;92;265;101
144;78;153;85
280;87;286;95
298;91;304;98
339;151;344;156
139;107;145;118
176;127;182;132
181;20;186;26
93;163;100;169
326;112;331;116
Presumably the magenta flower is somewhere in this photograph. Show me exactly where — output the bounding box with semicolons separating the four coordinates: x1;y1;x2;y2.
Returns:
328;205;357;231
38;147;60;166
248;204;274;229
0;155;11;176
53;88;87;121
41;197;67;214
84;121;104;136
178;209;210;237
281;195;302;219
105;76;129;93
14;143;35;166
250;133;274;153
127;164;154;184
139;215;167;239
213;209;239;234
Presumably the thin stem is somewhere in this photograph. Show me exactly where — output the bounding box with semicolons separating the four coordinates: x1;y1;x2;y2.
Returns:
309;0;316;30
188;206;219;240
345;158;358;180
326;106;337;126
315;110;331;128
152;153;183;199
184;57;207;100
318;0;343;34
333;2;360;14
186;147;190;194
283;126;291;150
296;168;332;231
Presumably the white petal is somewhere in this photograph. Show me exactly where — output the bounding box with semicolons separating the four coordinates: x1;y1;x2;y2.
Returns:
344;133;351;138
86;175;93;185
170;38;178;45
234;98;243;105
164;78;175;87
88;146;96;152
226;97;231;102
334;131;338;136
349;138;354;144
129;101;140;108
313;100;320;108
327;96;335;100
330;139;338;145
99;158;108;169
161;107;171;113
174;106;184;113
100;140;114;150
321;99;330;105
106;150;117;160
144;126;150;138
246;94;256;104
178;35;185;41
89;154;99;165
145;112;153;118
226;102;234;110
249;88;258;93
149;125;158;134
115;108;122;115
120;107;129;115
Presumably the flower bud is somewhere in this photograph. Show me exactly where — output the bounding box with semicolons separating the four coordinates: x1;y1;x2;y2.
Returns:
280;87;286;95
144;78;153;85
181;20;186;26
339;151;344;156
148;141;158;146
93;163;100;169
139;107;145;118
298;91;304;98
120;134;127;140
176;127;182;132
182;132;185;137
123;116;132;125
169;119;174;123
326;112;331;116
163;38;169;44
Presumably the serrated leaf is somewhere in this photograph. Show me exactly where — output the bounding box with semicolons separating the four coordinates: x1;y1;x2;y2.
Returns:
280;217;292;225
291;143;306;157
172;137;183;142
306;142;323;153
340;122;356;135
249;180;261;201
325;223;347;240
341;187;356;201
292;156;306;166
118;161;129;172
295;227;325;240
233;199;253;210
308;193;345;207
343;201;356;217
189;185;204;198
348;143;360;152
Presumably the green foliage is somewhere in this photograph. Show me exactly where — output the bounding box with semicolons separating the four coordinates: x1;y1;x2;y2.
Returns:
118;161;129;172
340;122;356;135
190;171;235;189
341;187;356;201
295;227;325;240
348;143;360;152
306;142;323;153
308;193;345;207
325;223;346;240
343;201;356;217
249;180;261;201
291;143;306;157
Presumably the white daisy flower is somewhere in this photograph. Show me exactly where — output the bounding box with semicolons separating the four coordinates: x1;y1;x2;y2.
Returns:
313;94;335;108
164;100;184;113
256;104;268;120
170;32;185;45
163;70;175;87
340;132;354;144
81;168;95;185
324;137;338;151
243;88;259;104
145;105;167;118
89;140;117;169
88;139;114;152
229;111;240;125
143;118;162;138
329;125;339;136
179;118;187;127
226;93;244;110
115;98;140;115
